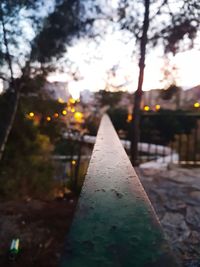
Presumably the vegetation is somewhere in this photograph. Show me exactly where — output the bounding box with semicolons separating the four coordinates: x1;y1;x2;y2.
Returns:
0;104;53;198
0;76;67;198
107;107;198;145
140;110;198;145
0;0;86;198
0;0;200;196
108;108;129;133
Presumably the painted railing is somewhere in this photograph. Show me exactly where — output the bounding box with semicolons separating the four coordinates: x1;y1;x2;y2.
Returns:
60;114;179;267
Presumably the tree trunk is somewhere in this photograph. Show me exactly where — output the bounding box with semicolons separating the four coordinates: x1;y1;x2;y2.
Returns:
0;89;20;160
0;4;14;83
0;4;18;161
131;0;150;166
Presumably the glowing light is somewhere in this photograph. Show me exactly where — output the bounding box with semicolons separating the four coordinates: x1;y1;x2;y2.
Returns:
194;102;200;108
144;105;150;111
127;114;132;122
58;98;64;104
54;113;59;118
74;111;83;123
29;112;34;118
155;104;161;111
72;160;76;165
69;98;76;104
62;110;67;115
46;116;51;121
71;108;75;113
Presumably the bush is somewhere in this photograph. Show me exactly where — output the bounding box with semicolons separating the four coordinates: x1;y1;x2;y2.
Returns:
0;106;55;199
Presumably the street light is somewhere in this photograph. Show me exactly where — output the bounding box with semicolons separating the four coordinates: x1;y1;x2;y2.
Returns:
155;104;161;111
71;160;76;165
74;112;83;123
69;98;76;104
29;112;34;118
127;114;132;122
62;110;67;116
194;102;200;108
143;105;150;111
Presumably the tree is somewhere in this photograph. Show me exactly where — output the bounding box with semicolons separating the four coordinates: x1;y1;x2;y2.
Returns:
0;0;46;160
0;0;82;160
160;84;182;109
0;94;56;198
115;0;200;165
130;0;150;166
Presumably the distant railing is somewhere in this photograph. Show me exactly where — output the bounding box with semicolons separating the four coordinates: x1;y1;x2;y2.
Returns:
138;112;200;166
60;114;179;267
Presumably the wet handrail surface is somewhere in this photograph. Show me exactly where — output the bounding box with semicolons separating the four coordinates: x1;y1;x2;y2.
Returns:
60;114;179;267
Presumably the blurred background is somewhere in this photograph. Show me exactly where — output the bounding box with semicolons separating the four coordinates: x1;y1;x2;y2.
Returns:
0;0;200;266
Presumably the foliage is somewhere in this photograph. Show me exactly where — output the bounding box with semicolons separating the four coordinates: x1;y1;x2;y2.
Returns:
108;107;129;132
116;0;200;55
140;110;198;144
103;106;198;146
83;115;100;136
0;101;55;199
0;0;46;74
55;138;77;156
32;0;81;63
21;97;65;142
98;90;123;108
160;84;181;100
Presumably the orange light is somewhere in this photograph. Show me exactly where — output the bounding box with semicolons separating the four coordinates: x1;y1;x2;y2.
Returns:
127;114;132;122
144;105;150;111
62;110;67;115
71;108;75;113
194;102;200;108
54;113;59;118
69;98;76;104
155;104;161;111
71;160;76;165
46;116;51;122
74;112;83;123
29;112;34;118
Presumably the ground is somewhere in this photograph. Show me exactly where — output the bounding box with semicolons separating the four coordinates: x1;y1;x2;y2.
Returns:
0;167;200;267
137;166;200;267
0;196;77;267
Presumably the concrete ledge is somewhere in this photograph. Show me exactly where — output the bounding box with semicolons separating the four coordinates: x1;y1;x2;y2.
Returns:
60;114;179;267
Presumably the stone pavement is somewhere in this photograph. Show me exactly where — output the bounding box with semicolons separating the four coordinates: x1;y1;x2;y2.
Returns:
137;167;200;267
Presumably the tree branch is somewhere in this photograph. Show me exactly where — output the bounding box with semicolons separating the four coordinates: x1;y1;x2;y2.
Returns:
0;4;14;85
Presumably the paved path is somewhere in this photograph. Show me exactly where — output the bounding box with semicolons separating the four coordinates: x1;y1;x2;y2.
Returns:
137;167;200;267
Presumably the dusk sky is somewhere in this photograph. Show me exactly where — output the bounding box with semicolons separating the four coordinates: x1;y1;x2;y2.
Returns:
47;31;200;99
1;0;200;99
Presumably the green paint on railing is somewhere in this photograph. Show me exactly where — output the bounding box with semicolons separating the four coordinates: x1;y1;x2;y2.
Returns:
60;115;180;267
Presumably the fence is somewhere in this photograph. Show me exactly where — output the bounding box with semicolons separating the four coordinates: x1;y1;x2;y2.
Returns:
138;112;200;166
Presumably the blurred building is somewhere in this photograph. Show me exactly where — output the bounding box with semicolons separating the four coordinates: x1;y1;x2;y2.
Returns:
142;85;200;110
44;81;71;102
80;90;95;104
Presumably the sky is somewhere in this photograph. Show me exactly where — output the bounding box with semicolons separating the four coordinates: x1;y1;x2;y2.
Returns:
46;0;200;99
47;31;200;99
1;0;200;98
